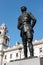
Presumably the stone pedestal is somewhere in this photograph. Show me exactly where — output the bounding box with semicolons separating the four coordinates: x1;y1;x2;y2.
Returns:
7;57;41;65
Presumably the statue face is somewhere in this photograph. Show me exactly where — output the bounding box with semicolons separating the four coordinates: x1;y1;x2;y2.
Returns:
21;6;27;12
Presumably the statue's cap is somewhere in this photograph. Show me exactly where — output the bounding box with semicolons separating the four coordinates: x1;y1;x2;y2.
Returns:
21;6;27;12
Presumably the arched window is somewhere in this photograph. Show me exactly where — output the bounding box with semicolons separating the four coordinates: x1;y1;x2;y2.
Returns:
40;48;42;53
16;53;18;57
10;54;12;59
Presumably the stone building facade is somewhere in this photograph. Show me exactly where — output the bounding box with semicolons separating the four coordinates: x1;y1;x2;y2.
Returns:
0;23;43;65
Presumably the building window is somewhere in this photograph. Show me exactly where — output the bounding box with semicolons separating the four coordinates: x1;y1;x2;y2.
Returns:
16;53;18;57
0;31;1;34
10;54;12;59
5;55;7;59
5;39;7;44
40;48;42;52
4;63;6;65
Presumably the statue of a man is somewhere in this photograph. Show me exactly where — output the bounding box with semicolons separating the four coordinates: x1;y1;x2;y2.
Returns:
17;6;36;58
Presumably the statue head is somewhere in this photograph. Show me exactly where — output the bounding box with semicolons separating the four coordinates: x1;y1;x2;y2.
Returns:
21;6;27;13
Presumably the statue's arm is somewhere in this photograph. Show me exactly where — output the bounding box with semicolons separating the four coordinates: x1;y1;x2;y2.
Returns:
29;12;36;28
17;16;22;30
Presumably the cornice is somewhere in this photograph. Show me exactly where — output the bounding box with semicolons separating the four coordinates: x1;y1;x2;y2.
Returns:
3;44;23;53
33;39;43;46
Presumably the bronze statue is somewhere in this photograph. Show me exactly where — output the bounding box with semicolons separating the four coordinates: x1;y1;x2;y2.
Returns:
17;6;36;58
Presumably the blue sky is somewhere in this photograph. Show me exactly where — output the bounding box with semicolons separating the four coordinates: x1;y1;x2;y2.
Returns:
0;0;43;46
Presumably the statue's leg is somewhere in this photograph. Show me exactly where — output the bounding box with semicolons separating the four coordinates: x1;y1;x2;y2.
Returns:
23;41;27;58
22;33;27;58
26;30;34;57
28;39;34;57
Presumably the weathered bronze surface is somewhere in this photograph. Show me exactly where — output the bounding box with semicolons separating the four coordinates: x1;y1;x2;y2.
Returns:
17;6;36;58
